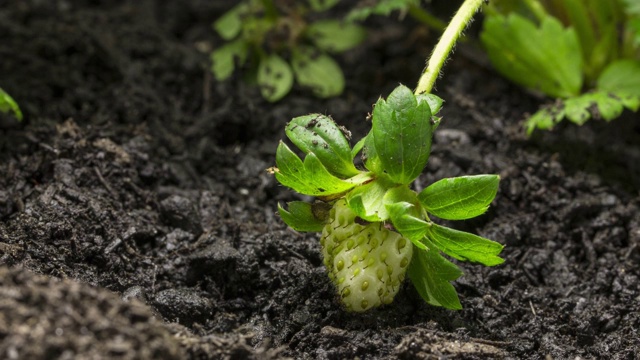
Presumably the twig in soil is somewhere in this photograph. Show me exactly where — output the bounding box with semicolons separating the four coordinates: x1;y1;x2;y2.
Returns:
469;337;512;347
94;166;118;199
624;243;638;260
529;300;537;317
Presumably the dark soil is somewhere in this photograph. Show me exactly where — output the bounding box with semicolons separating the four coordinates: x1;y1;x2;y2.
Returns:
1;1;639;359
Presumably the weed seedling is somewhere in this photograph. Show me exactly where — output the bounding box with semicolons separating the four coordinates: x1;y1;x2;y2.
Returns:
211;0;366;102
271;0;504;311
0;87;22;120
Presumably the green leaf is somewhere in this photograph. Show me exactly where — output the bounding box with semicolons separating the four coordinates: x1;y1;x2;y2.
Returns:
386;202;428;250
351;137;366;159
274;141;356;196
480;13;583;98
307;0;340;11
362;132;383;174
210;39;249;81
408;241;463;310
345;176;396;222
277;202;325;232
597;60;640;97
525;105;565;134
614;93;640;112
526;90;640;134
213;3;249;40
286;114;359;178
306;20;366;53
588;92;624;121
370;85;435;185
564;95;593;125
346;0;419;21
291;47;344;98
419;175;500;221
425;224;504;266
416;93;444;115
0;87;22;121
257;54;294;102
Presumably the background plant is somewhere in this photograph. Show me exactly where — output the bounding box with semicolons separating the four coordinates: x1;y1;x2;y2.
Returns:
272;0;503;311
481;0;640;133
211;0;366;102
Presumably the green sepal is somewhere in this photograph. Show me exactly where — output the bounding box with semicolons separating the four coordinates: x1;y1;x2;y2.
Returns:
210;39;249;81
386;202;428;250
370;85;435;185
213;3;249;40
0;88;23;121
480;13;583;98
419;175;500;220
291;46;344;98
306;20;366;53
408;240;463;310
286;114;359;178
425;224;504;267
258;54;294;102
274;141;356;196
277;201;325;232
345;176;396;222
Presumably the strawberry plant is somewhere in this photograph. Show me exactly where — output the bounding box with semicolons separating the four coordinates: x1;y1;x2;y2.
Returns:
271;0;504;312
211;0;366;102
480;0;640;133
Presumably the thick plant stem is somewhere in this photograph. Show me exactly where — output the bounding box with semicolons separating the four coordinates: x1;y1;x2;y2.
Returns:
415;0;485;95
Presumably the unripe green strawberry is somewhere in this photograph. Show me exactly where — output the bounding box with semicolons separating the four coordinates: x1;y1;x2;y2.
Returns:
320;199;413;312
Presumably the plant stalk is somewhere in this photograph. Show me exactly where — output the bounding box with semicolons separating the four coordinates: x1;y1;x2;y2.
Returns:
414;0;485;95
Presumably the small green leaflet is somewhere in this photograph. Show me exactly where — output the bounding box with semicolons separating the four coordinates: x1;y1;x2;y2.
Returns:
416;93;444;116
258;54;294;102
425;224;504;266
275;141;356;196
291;47;345;98
278;201;325;232
370;85;435;185
408;241;463;310
0;88;22;121
306;20;366;53
418;175;500;220
286;114;359;178
213;3;249;40
210;39;249;81
480;13;583;98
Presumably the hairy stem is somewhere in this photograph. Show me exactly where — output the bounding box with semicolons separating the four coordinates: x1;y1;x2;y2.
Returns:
414;0;485;95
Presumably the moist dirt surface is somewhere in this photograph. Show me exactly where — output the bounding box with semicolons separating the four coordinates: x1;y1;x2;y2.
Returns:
1;1;639;359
